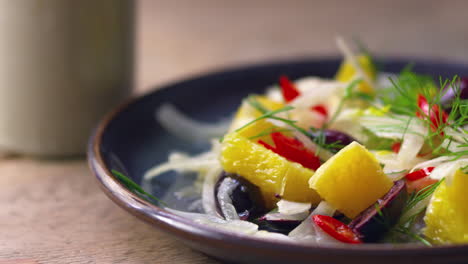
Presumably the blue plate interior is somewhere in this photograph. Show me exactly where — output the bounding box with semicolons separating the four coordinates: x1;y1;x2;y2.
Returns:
98;57;466;211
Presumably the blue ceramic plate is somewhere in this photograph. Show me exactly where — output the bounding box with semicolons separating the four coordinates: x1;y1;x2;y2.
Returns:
88;57;468;264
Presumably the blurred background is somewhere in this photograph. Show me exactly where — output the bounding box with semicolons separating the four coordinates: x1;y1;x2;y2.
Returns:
2;0;468;263
136;0;468;94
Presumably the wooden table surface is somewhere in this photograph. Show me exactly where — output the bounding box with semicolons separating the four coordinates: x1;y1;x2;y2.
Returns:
1;1;468;263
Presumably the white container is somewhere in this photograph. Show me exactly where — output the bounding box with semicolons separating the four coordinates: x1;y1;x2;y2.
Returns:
0;0;134;156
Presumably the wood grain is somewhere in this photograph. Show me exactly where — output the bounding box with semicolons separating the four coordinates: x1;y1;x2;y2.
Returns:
1;0;468;263
0;260;38;264
0;159;216;264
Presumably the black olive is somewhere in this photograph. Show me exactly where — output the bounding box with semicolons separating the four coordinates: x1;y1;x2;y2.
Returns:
255;218;301;235
214;171;267;221
309;129;357;152
349;180;408;242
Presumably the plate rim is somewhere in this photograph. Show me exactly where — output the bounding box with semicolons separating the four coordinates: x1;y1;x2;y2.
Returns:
87;56;468;258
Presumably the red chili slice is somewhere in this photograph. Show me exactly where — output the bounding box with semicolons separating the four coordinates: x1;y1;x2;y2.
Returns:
279;75;300;102
258;140;275;151
405;167;435;181
406;177;439;193
393;141;431;157
391;142;401;153
279;76;329;124
311;104;328;118
313;215;362;244
416;94;448;131
258;132;320;170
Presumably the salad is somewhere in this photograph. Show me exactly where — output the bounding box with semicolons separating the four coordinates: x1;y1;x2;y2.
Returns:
132;39;468;246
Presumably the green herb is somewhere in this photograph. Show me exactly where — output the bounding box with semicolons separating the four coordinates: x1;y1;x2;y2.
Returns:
111;169;168;207
244;96;345;157
364;68;467;160
242;98;313;138
242;80;363;155
248;127;292;140
378;67;437;115
386;180;443;245
247;96;269;113
324;79;363;128
234;105;295;133
373;202;392;229
462;165;468;174
404;180;442;213
308;127;346;153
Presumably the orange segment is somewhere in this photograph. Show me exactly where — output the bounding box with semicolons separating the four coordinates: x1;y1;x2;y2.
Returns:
309;141;393;218
220;132;321;208
424;169;468;244
335;54;376;94
229;96;284;131
236;119;278;141
228;96;285;143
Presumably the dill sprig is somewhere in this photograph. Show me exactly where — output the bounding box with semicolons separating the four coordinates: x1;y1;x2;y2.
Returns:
403;180;442;213
373;202;393;231
241;96;351;154
308;127;347;153
237;96;312;138
248;127;292;140
111;169;168;207
386;180;443;245
234;104;297;132
379;67;437;115
247;96;269;113
462;165;468;174
324;78;363;128
305;79;363;154
366;68;467;159
237;80;364;154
